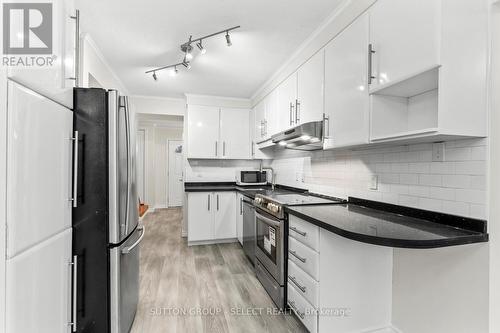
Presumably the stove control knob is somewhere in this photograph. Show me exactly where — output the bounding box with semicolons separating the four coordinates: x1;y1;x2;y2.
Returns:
254;197;261;204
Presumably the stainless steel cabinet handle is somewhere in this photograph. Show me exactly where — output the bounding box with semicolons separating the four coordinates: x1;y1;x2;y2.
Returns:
368;43;376;85
208;194;210;210
240;198;243;215
217;194;219;210
215;141;218;157
70;131;79;207
295;99;300;123
251;141;255;157
289;250;307;263
264;120;267;136
323;113;330;139
288;275;306;293
69;255;78;332
260;120;264;137
68;10;80;86
289;300;305;319
290;226;307;237
122;225;146;254
223;141;226;157
289;102;294;125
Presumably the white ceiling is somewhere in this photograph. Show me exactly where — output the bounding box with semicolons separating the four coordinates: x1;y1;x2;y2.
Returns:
76;0;345;99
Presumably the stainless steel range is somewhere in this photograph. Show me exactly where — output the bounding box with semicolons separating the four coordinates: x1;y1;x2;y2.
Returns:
253;192;342;308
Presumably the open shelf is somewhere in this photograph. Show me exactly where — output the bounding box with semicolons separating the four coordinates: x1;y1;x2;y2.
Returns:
370;66;439;98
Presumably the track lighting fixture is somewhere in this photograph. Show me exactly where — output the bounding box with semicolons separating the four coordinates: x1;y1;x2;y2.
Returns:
145;25;240;80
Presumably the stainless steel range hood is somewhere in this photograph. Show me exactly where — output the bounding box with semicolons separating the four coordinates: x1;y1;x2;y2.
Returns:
271;121;324;151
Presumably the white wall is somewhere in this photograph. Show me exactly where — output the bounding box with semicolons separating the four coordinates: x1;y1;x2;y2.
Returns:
185;160;265;182
80;33;129;93
131;95;185;116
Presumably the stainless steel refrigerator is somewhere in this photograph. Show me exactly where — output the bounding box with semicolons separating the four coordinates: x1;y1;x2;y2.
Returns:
73;88;144;333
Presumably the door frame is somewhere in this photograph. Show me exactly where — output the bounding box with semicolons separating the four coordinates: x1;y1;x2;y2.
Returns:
136;128;146;204
167;140;184;207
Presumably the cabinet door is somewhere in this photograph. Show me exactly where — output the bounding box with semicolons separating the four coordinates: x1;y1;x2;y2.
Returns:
264;89;279;138
214;192;237;240
187;105;220;158
6;81;73;257
187;192;214;242
220;108;250;159
6;229;72;333
7;0;76;109
324;13;370;149
253;101;266;143
369;0;440;90
277;73;298;130
236;194;244;245
297;51;324;124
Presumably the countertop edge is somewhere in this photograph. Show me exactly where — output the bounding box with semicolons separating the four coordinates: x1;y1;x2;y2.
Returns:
284;206;489;249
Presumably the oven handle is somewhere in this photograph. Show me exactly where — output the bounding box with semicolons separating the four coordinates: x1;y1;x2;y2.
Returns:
255;211;281;228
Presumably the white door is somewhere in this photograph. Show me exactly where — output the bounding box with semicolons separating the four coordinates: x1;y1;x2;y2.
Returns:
236;193;244;245
324;13;370;149
214;192;237;240
264;89;279;137
6;81;73;258
6;229;72;333
168;140;184;207
297;51;325;124
136;129;146;203
187;192;214;242
253;101;266;143
220;108;251;159
277;73;298;130
369;0;440;90
187;105;220;158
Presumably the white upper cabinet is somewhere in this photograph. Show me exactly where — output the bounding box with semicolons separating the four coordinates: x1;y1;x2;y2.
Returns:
220;108;251;159
214;192;237;240
187;105;220;159
6;81;73;257
368;0;440;92
264;89;280;138
277;73;298;131
7;0;78;109
296;51;325;124
253;100;267;143
324;13;370;149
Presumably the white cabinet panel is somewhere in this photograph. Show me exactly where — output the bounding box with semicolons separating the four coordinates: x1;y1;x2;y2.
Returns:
288;237;319;281
6;228;72;333
297;51;324;124
187;105;220;158
324;13;370;149
369;0;440;90
289;215;320;252
277;73;298;131
7;81;73;257
253;101;267;143
287;282;318;333
236;193;244;245
288;260;319;307
220;108;250;159
187;192;213;242
264;89;279;138
214;192;237;240
7;0;76;109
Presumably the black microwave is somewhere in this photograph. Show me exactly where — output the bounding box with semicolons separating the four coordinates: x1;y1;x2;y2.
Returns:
236;171;268;185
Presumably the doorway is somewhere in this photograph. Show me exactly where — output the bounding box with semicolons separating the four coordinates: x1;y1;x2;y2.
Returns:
168;140;184;207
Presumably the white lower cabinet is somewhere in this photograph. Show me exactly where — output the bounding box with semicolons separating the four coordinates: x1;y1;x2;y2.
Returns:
288;282;318;333
187;191;237;244
236;193;244;245
6;229;72;333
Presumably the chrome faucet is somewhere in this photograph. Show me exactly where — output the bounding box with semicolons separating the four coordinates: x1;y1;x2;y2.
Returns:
260;161;275;191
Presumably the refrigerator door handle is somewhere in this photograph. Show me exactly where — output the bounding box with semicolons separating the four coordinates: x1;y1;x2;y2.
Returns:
71;131;79;207
122;225;146;254
121;97;131;236
69;255;78;332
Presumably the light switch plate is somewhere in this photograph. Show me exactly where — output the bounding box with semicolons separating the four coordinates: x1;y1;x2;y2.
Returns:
432;143;445;162
370;175;378;190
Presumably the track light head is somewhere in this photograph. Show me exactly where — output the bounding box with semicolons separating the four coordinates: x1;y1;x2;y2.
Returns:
182;61;191;69
181;43;193;61
196;41;206;55
152;72;158;81
225;32;232;47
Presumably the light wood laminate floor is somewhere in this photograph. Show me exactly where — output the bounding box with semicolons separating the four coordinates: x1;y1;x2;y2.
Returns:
130;208;306;333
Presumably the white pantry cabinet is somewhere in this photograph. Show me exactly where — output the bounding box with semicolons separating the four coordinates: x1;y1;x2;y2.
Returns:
6;229;72;333
187;192;237;244
236;193;244;245
368;0;440;91
7;0;78;109
187;105;251;159
324;13;370;149
6;81;73;257
220;108;251;159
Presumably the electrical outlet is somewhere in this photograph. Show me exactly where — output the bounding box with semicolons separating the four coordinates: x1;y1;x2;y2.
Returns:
370;175;378;190
432;142;445;162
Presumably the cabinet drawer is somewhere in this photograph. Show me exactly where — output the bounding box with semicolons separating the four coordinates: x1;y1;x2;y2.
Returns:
288;237;319;280
288;282;318;333
289;215;319;251
288;260;319;307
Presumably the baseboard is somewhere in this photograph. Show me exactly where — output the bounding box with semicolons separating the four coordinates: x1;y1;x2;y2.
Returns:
154;205;168;210
363;326;401;333
188;238;238;246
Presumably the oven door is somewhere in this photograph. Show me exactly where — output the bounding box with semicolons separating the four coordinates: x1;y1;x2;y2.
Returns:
255;209;284;285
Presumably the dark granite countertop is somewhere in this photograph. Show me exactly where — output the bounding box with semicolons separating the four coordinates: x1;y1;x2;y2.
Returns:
285;197;488;249
184;182;306;199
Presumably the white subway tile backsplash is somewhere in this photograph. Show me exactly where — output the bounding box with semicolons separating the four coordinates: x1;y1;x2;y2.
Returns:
270;138;487;221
